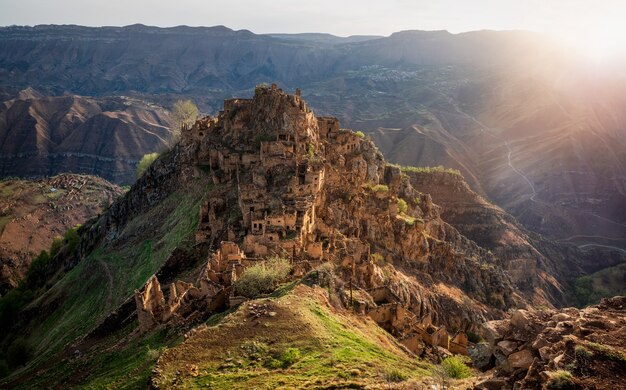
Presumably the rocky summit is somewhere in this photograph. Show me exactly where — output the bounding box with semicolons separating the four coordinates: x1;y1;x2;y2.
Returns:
1;86;624;389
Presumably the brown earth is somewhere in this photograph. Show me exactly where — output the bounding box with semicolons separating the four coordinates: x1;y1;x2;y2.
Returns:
0;174;123;293
0;91;173;184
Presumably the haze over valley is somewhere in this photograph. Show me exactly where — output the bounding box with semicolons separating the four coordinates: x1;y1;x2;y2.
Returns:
0;2;625;388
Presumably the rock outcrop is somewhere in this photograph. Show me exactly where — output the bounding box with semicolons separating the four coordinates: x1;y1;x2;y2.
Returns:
128;85;522;356
405;170;595;307
472;296;626;389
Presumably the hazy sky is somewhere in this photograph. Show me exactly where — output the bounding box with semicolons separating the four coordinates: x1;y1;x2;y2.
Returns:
1;0;625;39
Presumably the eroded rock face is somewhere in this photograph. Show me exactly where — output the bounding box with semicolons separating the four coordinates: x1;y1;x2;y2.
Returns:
405;170;592;308
472;296;626;389
128;86;522;353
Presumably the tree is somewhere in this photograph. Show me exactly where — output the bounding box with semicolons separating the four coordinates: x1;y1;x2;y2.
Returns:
171;100;199;140
136;152;160;179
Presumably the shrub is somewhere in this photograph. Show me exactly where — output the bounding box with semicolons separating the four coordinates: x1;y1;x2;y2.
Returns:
267;347;301;369
547;370;576;390
0;288;34;331
441;356;472;379
7;339;32;368
467;331;482;344
136;152;160;179
354;131;365;138
233;257;291;298
397;198;408;214
371;184;389;193
489;292;506;309
400;165;462;176
384;369;407;382
370;253;384;265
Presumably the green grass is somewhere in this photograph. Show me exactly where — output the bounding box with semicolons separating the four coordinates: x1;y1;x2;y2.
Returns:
20;325;175;390
572;263;626;307
11;178;209;376
586;342;626;363
165;288;430;389
441;356;472;379
401;165;462;176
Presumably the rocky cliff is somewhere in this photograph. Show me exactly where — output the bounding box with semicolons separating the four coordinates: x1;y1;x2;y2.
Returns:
3;87;621;389
404;169;601;307
0;91;173;184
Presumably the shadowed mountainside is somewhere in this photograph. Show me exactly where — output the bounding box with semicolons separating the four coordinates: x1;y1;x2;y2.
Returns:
0;91;172;184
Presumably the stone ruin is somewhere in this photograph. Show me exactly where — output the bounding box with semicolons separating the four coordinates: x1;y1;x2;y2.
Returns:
135;85;469;356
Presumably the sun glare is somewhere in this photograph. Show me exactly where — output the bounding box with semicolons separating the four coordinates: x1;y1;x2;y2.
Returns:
555;17;626;62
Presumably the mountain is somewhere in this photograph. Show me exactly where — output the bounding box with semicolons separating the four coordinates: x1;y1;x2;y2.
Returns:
404;168;591;307
0;174;123;294
1;86;622;388
0;91;173;184
0;87;515;387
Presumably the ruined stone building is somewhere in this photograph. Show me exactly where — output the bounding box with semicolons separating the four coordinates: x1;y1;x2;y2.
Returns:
133;85;509;357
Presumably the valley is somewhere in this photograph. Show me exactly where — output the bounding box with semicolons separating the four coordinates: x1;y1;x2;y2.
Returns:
0;22;624;389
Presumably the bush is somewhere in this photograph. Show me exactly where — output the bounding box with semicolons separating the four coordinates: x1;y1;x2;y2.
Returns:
0;288;34;331
397;198;408;214
384;369;407;382
371;184;389;193
267;347;301;369
136;152;160;179
354;131;365;138
233;257;291;298
7;339;32;368
370;253;384;265
547;370;576;390
441;356;472;379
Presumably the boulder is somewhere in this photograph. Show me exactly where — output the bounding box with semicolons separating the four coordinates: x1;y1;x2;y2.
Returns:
469;342;494;371
497;340;518;356
510;310;530;330
538;346;554;361
482;320;511;346
531;334;549;350
475;378;508;390
507;349;534;369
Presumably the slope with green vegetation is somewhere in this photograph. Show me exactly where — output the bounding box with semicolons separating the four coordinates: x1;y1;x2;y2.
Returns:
153;284;433;389
0;170;212;385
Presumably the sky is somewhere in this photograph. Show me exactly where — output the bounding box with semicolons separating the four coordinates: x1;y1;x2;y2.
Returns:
0;0;623;36
1;0;626;57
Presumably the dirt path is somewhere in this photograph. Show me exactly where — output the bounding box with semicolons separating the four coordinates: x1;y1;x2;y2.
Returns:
98;259;114;308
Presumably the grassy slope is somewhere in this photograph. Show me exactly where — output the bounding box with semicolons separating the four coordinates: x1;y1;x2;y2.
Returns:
573;263;626;307
7;174;211;383
154;284;431;389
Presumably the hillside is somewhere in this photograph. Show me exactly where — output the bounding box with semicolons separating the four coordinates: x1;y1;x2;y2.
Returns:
0;86;520;387
0;91;173;184
1;86;623;389
404;169;610;307
0;174;123;294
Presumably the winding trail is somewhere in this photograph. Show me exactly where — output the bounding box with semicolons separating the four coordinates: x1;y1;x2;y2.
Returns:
442;94;539;202
438;94;626;255
98;259;114;309
577;244;626;255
